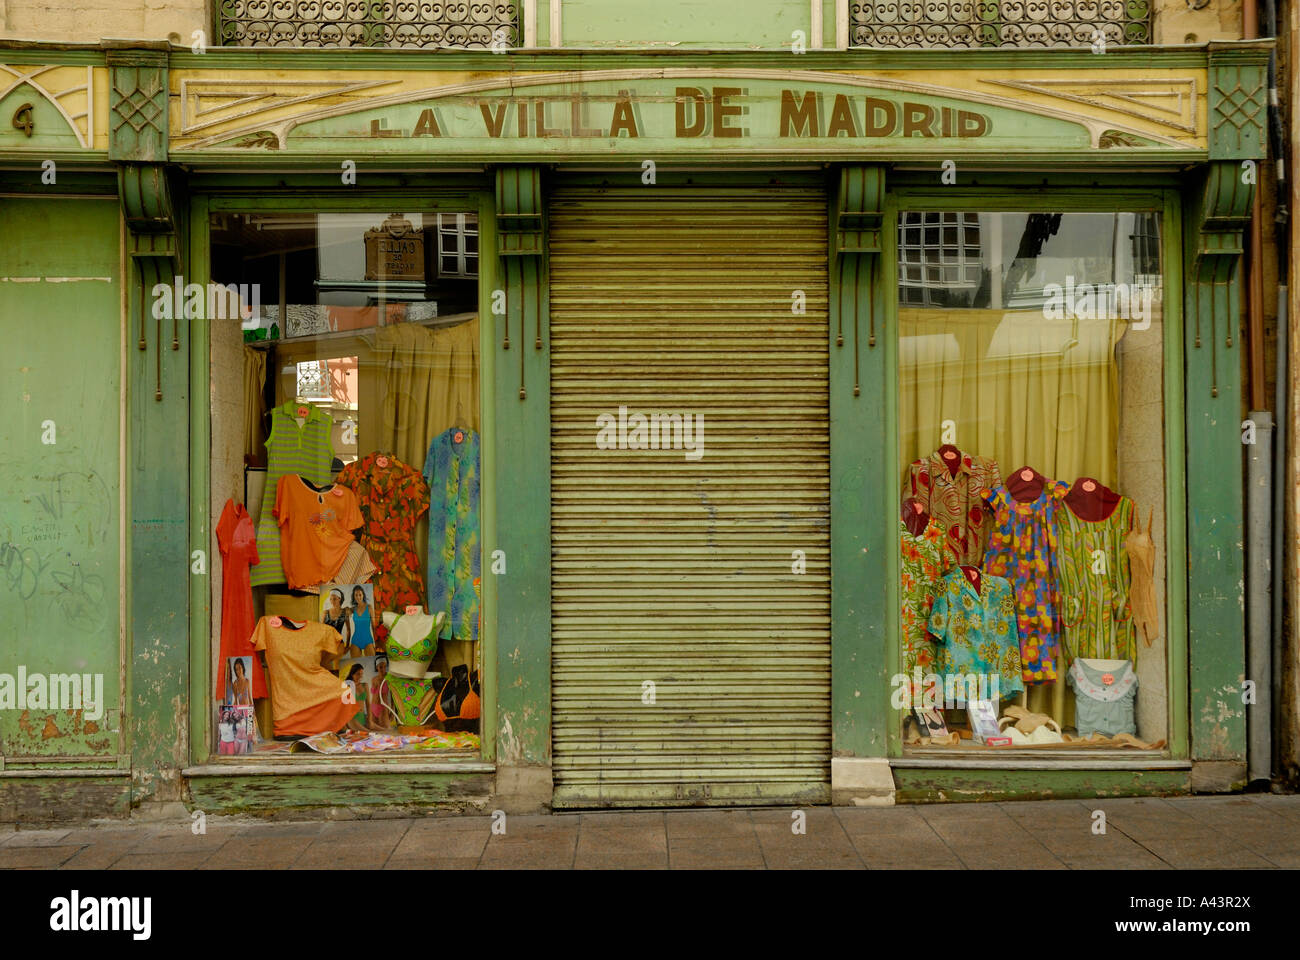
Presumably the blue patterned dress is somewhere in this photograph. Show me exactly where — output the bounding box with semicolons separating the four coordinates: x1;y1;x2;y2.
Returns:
927;569;1025;701
423;428;480;642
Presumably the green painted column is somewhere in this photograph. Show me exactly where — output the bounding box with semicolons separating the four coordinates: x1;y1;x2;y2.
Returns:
1181;50;1268;779
1183;162;1253;770
109;47;191;805
830;166;891;759
492;168;553;778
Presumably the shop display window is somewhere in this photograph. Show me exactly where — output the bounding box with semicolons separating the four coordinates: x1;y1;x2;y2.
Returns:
207;210;482;757
895;210;1169;752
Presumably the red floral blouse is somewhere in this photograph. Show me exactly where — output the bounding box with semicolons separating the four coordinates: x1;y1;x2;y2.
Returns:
336;452;430;613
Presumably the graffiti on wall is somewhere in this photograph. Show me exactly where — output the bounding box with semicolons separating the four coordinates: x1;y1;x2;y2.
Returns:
0;458;113;632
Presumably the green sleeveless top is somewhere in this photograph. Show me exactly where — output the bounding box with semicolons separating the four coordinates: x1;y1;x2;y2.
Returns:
251;401;335;587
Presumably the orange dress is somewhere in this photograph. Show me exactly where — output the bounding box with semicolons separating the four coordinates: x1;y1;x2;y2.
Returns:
274;476;364;590
216;499;268;700
252;617;355;737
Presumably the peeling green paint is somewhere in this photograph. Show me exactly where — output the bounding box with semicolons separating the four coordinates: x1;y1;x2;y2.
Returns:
893;769;1191;803
185;773;493;812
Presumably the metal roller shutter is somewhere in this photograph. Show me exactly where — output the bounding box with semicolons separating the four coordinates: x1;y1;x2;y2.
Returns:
549;185;831;808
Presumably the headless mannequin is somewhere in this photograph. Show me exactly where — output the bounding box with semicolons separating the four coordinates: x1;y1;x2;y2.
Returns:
1064;477;1121;521
902;497;930;538
960;565;981;594
937;443;963;478
1006;466;1046;503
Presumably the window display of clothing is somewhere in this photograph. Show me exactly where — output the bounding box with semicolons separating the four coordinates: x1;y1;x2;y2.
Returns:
906;446;1001;566
336;451;431;612
251;401;335;587
1054;480;1136;663
216;499;268;701
274;476;364;590
981;478;1070;685
900;514;949;675
424;428;481;642
927;568;1025;700
251;616;354;737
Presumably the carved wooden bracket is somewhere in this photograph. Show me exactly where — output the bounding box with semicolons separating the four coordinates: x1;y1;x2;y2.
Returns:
833;165;887;397
1189;161;1255;397
495;166;547;399
110;49;178;401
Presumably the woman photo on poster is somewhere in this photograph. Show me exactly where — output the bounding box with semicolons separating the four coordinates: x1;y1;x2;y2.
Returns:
348;584;375;658
322;587;351;647
343;661;369;730
227;657;253;707
369;655;389;727
218;708;238;755
219;704;256;755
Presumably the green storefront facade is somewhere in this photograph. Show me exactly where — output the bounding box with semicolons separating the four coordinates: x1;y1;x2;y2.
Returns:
0;27;1278;818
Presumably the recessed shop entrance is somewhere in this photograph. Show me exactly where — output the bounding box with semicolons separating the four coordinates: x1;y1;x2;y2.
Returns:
549;183;832;807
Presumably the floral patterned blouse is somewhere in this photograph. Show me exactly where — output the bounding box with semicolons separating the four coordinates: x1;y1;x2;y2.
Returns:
906;451;1002;566
981;481;1070;686
335;452;430;614
927;569;1025;701
900;518;949;676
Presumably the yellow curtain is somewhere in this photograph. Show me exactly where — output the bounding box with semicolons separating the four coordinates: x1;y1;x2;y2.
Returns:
367;317;480;472
899;307;1123;488
899;307;1125;725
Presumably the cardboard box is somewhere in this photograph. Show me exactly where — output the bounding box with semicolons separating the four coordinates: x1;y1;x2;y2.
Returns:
264;592;321;623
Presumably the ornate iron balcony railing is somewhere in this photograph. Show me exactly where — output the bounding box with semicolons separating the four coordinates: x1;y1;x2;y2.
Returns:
850;0;1153;48
215;1;519;48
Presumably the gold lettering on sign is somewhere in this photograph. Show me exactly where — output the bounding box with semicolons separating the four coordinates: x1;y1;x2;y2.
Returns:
480;102;509;138
780;90;819;137
364;213;425;282
609;92;639;137
676;87;708;138
358;88;991;142
412;108;441;137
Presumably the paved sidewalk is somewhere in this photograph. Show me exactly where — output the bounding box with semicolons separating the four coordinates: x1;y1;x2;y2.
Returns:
1;795;1297;869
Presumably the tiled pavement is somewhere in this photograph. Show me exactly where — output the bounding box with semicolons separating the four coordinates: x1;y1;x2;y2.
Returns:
2;795;1298;870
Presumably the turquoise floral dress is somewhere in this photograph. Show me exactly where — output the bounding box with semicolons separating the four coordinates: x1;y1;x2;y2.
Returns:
927;569;1024;701
424;428;481;642
981;481;1069;685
